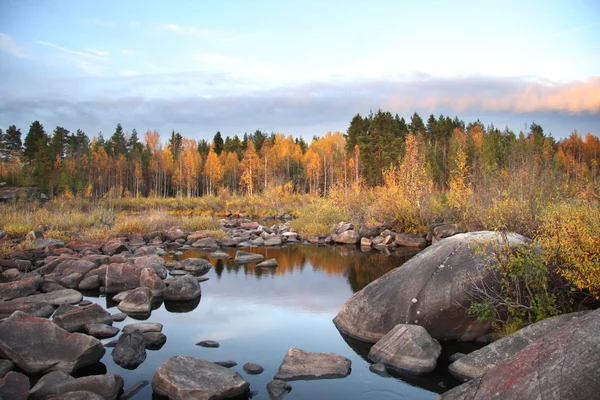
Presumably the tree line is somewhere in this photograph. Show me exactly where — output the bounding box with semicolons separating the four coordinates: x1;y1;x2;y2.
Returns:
0;111;598;199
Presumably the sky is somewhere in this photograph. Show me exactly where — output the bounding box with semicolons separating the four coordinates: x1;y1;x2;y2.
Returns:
0;0;599;141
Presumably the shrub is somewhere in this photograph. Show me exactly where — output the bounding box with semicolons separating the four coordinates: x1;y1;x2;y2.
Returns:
291;199;348;237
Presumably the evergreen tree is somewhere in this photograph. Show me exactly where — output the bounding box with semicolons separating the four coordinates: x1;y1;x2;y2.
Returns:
127;128;142;156
252;130;266;152
94;132;106;151
213;131;224;155
169;130;183;160
23;121;47;162
409;112;425;135
197;139;210;158
51;126;69;159
110;123;127;156
2;125;22;158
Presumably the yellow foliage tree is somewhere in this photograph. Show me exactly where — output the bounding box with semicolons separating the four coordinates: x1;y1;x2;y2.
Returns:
203;148;222;195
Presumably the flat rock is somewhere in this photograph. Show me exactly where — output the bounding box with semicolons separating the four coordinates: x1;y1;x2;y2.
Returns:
101;239;128;256
47;390;105;399
77;275;101;290
210;251;231;259
122;322;163;334
192;237;219;249
334;231;530;343
104;264;139;294
142;331;167;350
120;380;149;400
53;304;113;332
368;324;441;374
7;288;82;305
180;258;212;275
197;340;220;348
0;359;15;376
438;308;600;400
256;259;278;268
234;251;264;264
117;287;153;315
243;362;264;375
152;356;249;400
264;238;282;246
164;275;201;301
31;239;65;249
53;260;97;277
394;232;427;248
0;301;54;319
112;330;147;369
266;380;292;400
111;312;127;322
274;347;351;381
0;371;29;400
449;311;588;381
0;311;105;374
84;323;120;339
29;371;123;400
0;274;43;301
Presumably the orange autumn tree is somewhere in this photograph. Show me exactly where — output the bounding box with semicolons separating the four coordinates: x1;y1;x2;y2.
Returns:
203;147;222;195
240;141;260;195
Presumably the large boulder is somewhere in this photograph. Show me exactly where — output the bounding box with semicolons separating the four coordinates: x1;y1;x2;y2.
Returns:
0;311;105;374
333;231;530;343
164;275;201;301
394;232;427;248
53;260;97;277
449;311;588;381
0;371;29;400
274;347;351;381
101;240;128;256
0;301;55;319
117;287;153;315
139;268;166;296
0;274;43;300
234;251;264;264
368;324;441;374
6;289;82;306
104;264;139;294
112;330;147;369
29;371;123;400
180;258;212;275
122;322;163;334
332;230;360;245
152;356;249;400
438;308;600;400
53;303;113;332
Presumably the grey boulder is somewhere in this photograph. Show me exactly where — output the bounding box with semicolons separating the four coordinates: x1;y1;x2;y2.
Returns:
0;274;43;301
29;371;123;400
180;258;212;275
164;275;201;301
53;304;113;332
266;380;292;400
234;251;264;264
274;347;351;381
332;230;359;245
117;287;153;315
111;330;147;369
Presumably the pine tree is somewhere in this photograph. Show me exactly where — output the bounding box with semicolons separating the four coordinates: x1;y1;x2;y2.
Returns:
23;121;46;162
110;123;127;156
51;126;69;159
213;131;224;155
169;130;183;160
2;125;22;158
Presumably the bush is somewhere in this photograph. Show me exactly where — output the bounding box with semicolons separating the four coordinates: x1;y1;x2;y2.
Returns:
291;199;348;237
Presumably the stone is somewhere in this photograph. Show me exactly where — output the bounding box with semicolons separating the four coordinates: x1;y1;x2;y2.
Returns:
0;274;43;300
256;258;278;268
234;250;264;264
369;363;388;377
196;340;220;348
448;311;588;381
84;323;120;339
77;274;101;290
335;222;354;234
332;230;360;245
53;260;97;277
240;221;259;229
81;254;110;267
0;311;105;374
59;273;84;289
164;275;201;301
432;223;464;240
111;289;134;303
112;330;147;369
0;259;32;272
165;228;188;242
180;258;212;275
31;239;65;249
218;237;240;247
118;287;153;315
53;304;113;332
192;237;219;249
53;303;77;317
438;308;600;400
368;324;441;374
249;237;264;246
143;332;167;350
29;371;123;400
6;288;82;306
0;371;29;400
214;360;237;368
210;251;231;259
360;237;372;247
274;347;351;381
152;356;249;400
139;268;166;296
47;390;105;399
101;239;128;256
120;380;149;400
0;267;21;282
264;237;283;246
111;312;127;322
243;362;264;375
104;264;139;294
26;231;44;240
333;231;530;343
266;380;292;400
122;322;163;334
0;300;55;319
40;279;66;293
0;359;15;376
394;232;427;248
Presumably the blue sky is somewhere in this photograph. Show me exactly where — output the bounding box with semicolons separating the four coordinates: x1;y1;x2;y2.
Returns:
0;0;599;141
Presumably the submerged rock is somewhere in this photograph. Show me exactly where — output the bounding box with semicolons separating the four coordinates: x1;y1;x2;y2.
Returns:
266;380;292;400
274;347;351;381
122;322;163;334
152;356;249;400
256;259;278;268
196;340;220;348
180;258;212;275
28;371;123;400
234;250;264;264
214;360;237;368
334;231;530;343
243;362;264;375
368;324;441;374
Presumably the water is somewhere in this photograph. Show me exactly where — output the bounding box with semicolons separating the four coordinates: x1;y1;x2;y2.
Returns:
83;245;466;399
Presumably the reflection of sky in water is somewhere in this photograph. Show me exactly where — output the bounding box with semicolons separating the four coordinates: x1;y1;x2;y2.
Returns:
85;245;438;400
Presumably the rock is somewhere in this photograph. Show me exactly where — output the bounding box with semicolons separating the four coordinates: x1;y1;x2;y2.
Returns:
29;371;123;400
0;259;32;272
164;275;201;301
274;347;351;381
81;254;110;267
360;237;372;247
243;362;264;375
234;251;264;264
26;230;44;240
0;301;55;319
332;230;360;245
432;223;464;241
214;360;237;368
358;225;382;239
368;324;441;374
101;240;128;256
335;222;354;234
53;304;113;332
256;259;278;268
210;251;231;259
120;380;149;400
59;273;84;289
240;221;259;229
0;371;29;400
47;390;105;399
0;267;22;282
218;237;240;247
53;260;97;277
369;363;388;377
165;228;188;242
143;332;167;350
40;279;66;293
266;380;292;400
264;237;282;246
111;289;134;303
448;311;588;381
394;232;427;248
6;288;82;306
0;311;105;374
122;322;163;334
117;287;153;315
249;237;264;246
152;356;249;400
0;359;15;376
53;303;77;317
192;237;219;249
333;231;530;343
196;340;220;348
438;308;600;400
180;258;212;275
84;323;120;339
111;312;127;322
112;330;147;369
30;238;64;249
104;264;139;294
448;353;466;363
0;274;43;300
169;270;190;277
77;274;101;290
139;268;166;296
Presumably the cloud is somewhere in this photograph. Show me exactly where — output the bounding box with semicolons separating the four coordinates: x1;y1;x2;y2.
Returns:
36;40;101;59
121;49;135;56
87;48;110;57
36;40;107;75
0;33;28;58
157;24;216;37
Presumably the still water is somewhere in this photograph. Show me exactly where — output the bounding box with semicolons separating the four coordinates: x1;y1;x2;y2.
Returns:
83;245;464;400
